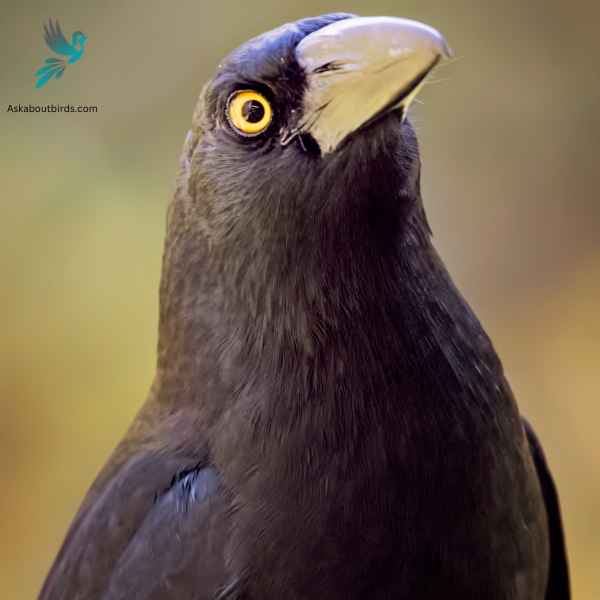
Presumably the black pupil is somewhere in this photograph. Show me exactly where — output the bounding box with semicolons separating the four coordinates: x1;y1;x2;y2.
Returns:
241;100;265;123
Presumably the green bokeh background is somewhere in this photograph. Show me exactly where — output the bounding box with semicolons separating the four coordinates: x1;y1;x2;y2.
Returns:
1;1;599;598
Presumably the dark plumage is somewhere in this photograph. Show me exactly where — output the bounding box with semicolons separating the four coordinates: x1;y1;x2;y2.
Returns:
40;13;569;600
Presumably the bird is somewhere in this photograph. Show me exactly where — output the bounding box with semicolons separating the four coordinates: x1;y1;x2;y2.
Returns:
34;19;87;88
39;13;570;600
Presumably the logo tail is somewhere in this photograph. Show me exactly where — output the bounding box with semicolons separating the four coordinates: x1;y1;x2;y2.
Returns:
35;58;66;88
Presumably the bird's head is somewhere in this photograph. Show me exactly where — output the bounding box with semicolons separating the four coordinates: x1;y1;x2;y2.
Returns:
178;14;448;252
160;14;450;359
71;31;87;49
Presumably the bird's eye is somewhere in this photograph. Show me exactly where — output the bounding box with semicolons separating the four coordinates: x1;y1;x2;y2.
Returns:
226;90;273;137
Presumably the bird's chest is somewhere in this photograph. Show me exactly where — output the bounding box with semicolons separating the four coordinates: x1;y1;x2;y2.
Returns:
223;408;547;600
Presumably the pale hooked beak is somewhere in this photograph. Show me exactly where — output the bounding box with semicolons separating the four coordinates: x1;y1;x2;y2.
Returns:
292;16;451;154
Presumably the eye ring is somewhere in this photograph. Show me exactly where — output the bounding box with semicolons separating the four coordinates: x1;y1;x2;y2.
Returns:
226;90;273;137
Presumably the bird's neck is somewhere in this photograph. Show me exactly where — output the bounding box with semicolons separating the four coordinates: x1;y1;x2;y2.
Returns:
152;200;503;435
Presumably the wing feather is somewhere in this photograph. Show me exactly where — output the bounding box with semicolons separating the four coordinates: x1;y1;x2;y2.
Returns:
39;452;232;600
523;418;570;599
43;18;74;57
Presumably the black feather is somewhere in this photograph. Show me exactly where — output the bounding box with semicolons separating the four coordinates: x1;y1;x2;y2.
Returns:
524;419;571;599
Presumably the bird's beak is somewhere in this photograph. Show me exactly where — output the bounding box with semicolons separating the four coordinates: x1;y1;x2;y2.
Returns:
292;16;451;154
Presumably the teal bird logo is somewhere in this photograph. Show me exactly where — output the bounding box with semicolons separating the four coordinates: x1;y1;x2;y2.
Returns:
35;19;87;89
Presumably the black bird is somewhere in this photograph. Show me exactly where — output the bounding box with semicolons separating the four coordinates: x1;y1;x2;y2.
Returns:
40;13;570;600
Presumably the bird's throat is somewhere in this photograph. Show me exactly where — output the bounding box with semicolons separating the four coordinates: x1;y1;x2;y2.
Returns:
153;197;501;448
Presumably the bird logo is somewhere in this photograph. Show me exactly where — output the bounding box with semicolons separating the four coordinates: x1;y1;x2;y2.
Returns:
34;19;87;89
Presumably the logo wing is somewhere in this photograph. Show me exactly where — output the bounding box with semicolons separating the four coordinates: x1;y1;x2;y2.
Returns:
43;19;75;57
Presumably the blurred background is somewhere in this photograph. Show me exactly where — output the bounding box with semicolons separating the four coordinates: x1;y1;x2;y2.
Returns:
1;1;598;597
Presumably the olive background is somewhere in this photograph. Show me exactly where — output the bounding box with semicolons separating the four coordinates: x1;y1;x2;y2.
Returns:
1;1;599;598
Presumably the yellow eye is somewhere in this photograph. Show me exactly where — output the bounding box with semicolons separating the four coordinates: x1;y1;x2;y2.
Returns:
226;90;273;136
